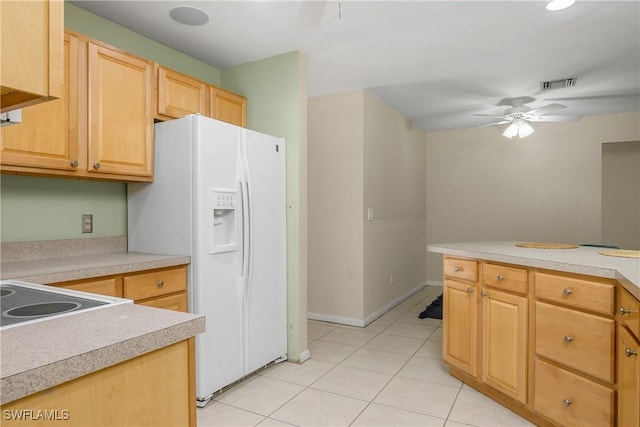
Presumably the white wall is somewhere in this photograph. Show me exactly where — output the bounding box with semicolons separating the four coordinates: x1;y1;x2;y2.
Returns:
602;140;640;250
426;112;640;282
308;91;365;321
363;91;427;319
308;90;427;325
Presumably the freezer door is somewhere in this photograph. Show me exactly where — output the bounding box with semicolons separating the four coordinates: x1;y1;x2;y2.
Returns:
191;116;246;400
244;130;287;373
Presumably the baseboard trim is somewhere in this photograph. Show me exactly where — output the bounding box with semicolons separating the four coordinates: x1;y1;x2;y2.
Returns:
307;312;365;327
362;281;428;326
307;281;443;328
298;349;311;363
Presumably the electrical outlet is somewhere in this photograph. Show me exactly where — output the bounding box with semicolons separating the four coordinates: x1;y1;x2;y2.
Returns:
82;214;93;233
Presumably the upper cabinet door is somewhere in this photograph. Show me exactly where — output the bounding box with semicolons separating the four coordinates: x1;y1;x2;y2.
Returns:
1;33;80;173
1;0;63;112
156;65;207;119
209;87;247;127
87;42;154;178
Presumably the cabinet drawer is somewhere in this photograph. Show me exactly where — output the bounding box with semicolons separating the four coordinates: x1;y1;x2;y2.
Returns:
124;266;187;301
535;271;614;315
619;287;640;339
443;257;478;282
482;263;528;294
535;301;614;383
138;293;187;312
54;277;122;298
534;359;613;427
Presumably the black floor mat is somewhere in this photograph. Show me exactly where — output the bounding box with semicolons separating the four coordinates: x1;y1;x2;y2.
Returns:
418;294;443;319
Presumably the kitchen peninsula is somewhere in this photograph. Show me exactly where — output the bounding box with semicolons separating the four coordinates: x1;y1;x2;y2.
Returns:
0;237;204;426
428;241;640;427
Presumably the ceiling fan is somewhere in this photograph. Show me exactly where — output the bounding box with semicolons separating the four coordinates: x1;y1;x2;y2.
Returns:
474;96;582;139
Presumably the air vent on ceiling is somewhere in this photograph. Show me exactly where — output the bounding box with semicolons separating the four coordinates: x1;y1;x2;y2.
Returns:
540;77;577;91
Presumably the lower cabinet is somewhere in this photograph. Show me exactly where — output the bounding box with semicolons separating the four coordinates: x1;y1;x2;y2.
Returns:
443;259;528;405
51;265;188;312
481;289;527;404
442;257;633;426
1;339;196;427
443;278;479;376
618;286;640;427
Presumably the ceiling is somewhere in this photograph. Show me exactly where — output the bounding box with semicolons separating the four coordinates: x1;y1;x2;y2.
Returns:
70;0;640;132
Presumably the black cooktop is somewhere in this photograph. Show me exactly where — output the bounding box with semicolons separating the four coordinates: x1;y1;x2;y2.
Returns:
0;283;108;327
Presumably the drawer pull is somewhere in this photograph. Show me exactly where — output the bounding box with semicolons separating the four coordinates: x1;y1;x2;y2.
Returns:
562;288;573;296
466;287;474;294
497;274;504;281
562;398;573;407
626;347;638;357
70;160;78;167
620;306;637;315
563;336;574;343
156;280;165;288
453;265;463;272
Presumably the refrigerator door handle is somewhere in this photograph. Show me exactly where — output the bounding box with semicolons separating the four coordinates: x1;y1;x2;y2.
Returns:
240;180;250;280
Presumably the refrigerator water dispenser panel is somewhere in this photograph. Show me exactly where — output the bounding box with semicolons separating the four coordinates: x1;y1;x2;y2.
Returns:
209;189;239;254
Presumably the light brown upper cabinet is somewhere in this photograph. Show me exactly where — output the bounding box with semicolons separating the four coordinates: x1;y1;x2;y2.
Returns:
209;86;247;127
155;64;247;127
156;65;207;120
87;41;154;179
1;33;79;174
1;32;154;182
1;0;64;113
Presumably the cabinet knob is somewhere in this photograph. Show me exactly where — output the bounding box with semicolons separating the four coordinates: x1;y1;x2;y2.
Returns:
466;287;474;294
562;288;573;296
93;162;101;170
454;265;462;272
156;280;164;288
480;291;488;297
620;306;636;315
563;336;574;343
497;274;504;281
562;399;572;407
70;160;78;167
625;347;638;357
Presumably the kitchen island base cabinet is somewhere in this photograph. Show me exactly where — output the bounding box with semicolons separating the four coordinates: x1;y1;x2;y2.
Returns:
1;338;196;426
443;278;479;377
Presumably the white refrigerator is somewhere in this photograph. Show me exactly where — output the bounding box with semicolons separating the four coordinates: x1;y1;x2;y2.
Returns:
127;115;287;406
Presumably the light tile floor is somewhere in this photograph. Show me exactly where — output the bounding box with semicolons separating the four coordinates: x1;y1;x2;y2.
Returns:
197;285;535;427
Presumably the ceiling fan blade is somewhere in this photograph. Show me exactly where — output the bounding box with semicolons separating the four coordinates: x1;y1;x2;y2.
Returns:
477;120;512;128
527;115;582;122
472;113;510;120
295;0;327;28
527;103;566;116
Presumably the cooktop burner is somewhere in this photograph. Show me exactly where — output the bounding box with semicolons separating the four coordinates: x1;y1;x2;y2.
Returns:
0;281;131;329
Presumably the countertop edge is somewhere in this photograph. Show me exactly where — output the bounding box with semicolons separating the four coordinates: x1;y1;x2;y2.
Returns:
0;314;205;405
0;253;191;284
427;242;640;301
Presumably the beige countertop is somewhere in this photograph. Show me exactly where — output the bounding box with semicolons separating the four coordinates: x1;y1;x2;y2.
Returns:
0;303;205;405
0;251;191;284
427;241;640;300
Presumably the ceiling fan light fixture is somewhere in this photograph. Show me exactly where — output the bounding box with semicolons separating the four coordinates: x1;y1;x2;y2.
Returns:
503;119;534;139
545;0;576;11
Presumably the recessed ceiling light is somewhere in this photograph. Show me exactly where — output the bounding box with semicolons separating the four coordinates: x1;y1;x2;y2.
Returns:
169;6;209;26
546;0;576;11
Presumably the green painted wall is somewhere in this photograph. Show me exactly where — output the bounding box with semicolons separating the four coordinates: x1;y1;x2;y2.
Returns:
0;175;126;242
